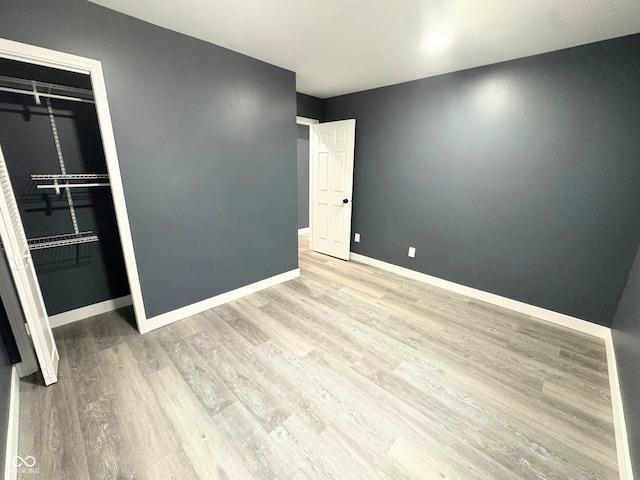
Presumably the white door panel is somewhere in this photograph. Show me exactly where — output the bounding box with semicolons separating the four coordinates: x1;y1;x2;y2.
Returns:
311;120;355;260
0;145;58;385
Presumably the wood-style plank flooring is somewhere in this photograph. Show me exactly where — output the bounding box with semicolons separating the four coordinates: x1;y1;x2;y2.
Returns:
18;235;618;479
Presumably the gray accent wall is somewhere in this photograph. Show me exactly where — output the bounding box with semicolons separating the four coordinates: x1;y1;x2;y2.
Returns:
0;0;298;318
296;93;323;121
612;244;640;475
297;124;310;229
324;34;640;327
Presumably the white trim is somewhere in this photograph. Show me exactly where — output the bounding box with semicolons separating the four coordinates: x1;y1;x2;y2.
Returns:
309;126;314;252
298;227;310;235
88;65;147;331
309;126;314;251
349;252;608;338
296;116;320;126
49;295;133;329
4;367;19;480
141;269;300;333
0;39;147;333
605;331;634;480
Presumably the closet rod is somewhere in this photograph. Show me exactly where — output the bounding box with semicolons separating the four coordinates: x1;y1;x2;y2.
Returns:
0;86;95;104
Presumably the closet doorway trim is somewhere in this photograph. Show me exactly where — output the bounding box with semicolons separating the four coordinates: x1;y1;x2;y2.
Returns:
0;38;147;332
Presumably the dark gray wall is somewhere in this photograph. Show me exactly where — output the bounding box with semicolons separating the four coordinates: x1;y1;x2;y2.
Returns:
0;59;129;315
612;244;640;475
297;124;310;229
297;93;323;121
324;34;640;327
0;310;14;477
0;0;298;318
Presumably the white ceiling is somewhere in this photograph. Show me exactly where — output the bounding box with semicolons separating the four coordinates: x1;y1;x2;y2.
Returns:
87;0;640;99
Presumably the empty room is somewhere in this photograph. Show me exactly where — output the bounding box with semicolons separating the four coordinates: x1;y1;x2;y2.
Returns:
0;0;639;479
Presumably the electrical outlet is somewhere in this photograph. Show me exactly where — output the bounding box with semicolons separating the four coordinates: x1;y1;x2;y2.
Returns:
354;233;361;243
408;246;416;258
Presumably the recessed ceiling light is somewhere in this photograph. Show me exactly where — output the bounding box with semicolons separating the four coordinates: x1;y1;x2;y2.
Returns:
423;34;450;53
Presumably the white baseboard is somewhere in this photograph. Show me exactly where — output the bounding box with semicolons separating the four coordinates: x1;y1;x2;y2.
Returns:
350;252;608;339
142;269;300;333
49;295;133;329
298;228;310;235
350;252;633;478
605;331;634;480
4;367;19;480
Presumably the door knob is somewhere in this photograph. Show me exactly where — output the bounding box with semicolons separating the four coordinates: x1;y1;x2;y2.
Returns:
343;198;349;204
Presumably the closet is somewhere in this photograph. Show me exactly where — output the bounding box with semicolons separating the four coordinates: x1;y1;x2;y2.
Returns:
0;57;130;384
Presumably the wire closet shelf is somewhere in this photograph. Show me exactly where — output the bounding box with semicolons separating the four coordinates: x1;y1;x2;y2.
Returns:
31;174;110;194
1;74;111;251
27;173;110;249
0;74;95;104
27;231;99;250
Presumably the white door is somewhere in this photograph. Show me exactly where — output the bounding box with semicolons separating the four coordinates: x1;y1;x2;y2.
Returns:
311;119;356;260
0;145;58;385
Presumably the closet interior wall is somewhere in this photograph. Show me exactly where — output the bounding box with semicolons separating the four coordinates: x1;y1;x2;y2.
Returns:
0;58;129;317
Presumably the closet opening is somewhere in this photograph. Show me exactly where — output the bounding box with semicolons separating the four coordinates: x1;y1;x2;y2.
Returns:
0;57;129;307
0;41;144;385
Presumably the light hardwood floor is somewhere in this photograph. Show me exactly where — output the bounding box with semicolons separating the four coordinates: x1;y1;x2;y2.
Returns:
17;235;618;479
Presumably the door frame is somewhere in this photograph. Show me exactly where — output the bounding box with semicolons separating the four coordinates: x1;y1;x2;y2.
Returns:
0;38;146;332
296;116;319;250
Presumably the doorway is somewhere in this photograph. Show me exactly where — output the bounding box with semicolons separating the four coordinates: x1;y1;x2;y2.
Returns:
296;116;318;241
297;116;356;261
